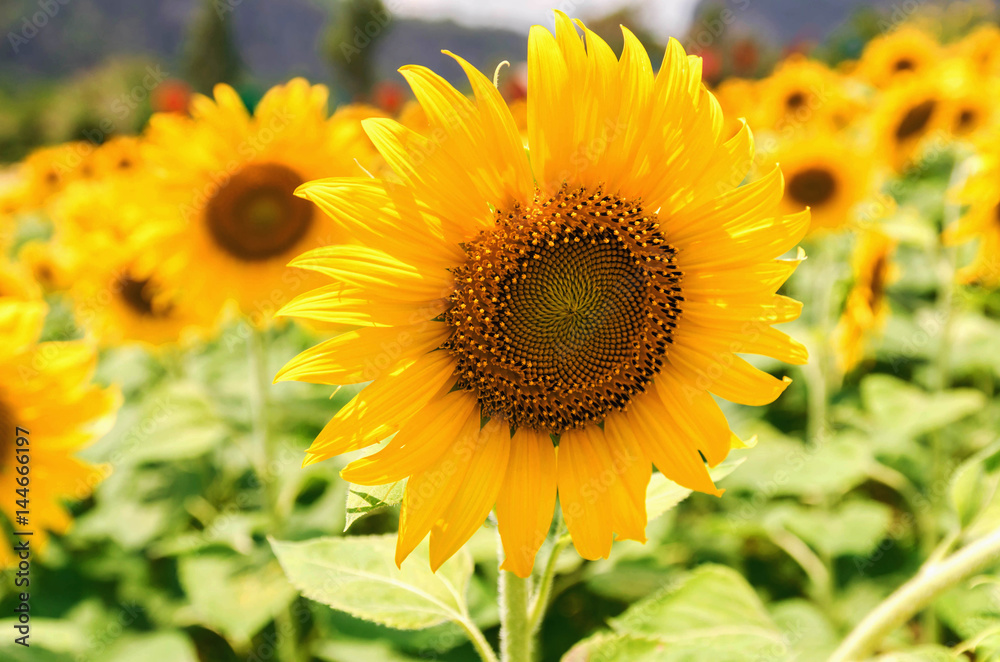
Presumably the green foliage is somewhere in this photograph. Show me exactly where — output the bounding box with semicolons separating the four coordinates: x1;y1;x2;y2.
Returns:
271;535;473;631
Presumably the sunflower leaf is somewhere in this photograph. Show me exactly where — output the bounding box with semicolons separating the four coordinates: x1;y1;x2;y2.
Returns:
563;565;784;661
270;535;473;631
344;480;406;532
950;439;1000;537
645;456;745;522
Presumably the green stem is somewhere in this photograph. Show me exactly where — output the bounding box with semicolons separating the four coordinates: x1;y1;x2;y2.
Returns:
457;615;500;662
527;531;571;633
249;329;282;532
804;239;839;446
828;526;1000;662
499;530;533;662
249;329;302;662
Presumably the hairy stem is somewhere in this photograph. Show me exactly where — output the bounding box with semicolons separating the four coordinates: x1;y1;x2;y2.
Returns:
829;526;1000;662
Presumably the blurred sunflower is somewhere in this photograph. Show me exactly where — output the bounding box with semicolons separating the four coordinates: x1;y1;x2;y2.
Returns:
17;241;72;294
836;232;897;372
0;299;119;567
49;179;141;281
278;14;809;577
856;26;941;88
0;260;43;303
945;133;1000;286
872;77;947;171
771;134;874;233
50;175;199;346
951;24;1000;76
135;79;383;325
90;135;143;179
754;56;854;132
936;58;999;139
13;142;95;213
72;263;198;348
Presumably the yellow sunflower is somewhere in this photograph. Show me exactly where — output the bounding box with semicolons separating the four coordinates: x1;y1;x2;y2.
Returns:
937;58;999;139
134;79;383;326
871;77;948;172
835;231;897;372
753;56;855;133
11;141;96;213
16;240;73;294
0;259;43;303
49;179;141;281
945;132;1000;286
951;24;1000;76
856;26;942;89
769;133;875;233
0;298;120;566
276;14;809;577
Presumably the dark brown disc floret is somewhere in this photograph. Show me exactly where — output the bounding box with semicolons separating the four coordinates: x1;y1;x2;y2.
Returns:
443;185;683;434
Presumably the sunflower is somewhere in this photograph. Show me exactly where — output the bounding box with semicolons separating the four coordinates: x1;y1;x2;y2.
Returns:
945;132;1000;286
937;58;999;139
0;259;43;303
856;26;941;89
17;240;72;293
753;56;855;133
769;133;874;233
12;141;96;213
835;231;896;372
135;79;383;326
871;77;948;172
276;14;809;577
0;298;120;567
90;135;143;180
951;24;1000;76
49;179;141;281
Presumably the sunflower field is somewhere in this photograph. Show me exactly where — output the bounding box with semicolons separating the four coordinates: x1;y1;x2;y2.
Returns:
3;2;1000;661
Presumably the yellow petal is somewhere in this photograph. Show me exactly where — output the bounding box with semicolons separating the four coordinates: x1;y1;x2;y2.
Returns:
496;427;557;578
429;417;511;570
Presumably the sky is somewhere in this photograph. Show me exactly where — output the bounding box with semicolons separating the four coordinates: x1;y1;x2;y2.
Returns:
386;0;703;36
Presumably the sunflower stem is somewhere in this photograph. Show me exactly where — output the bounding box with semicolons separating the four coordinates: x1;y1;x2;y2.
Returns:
828;526;1000;662
498;531;533;662
248;329;273;493
528;528;570;633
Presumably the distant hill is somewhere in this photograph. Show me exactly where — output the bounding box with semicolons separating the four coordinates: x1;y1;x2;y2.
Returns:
689;0;904;45
0;0;524;96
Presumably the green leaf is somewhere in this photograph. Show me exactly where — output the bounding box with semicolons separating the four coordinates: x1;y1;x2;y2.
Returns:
177;552;297;645
104;632;199;662
936;579;1000;660
271;534;473;631
864;645;958;661
646;457;745;522
769;599;839;662
765;500;893;558
950;440;1000;535
563;565;786;661
722;429;872;498
861;375;984;443
344;480;406;532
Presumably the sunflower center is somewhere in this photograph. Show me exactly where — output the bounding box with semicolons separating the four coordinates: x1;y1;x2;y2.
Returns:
118;276;169;318
956;108;977;131
444;186;683;434
895;100;936;140
785;92;806;110
893;57;915;72
788;168;837;207
205;162;314;261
